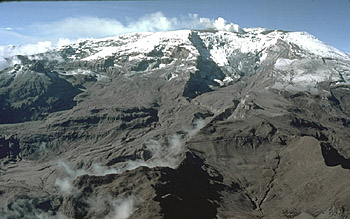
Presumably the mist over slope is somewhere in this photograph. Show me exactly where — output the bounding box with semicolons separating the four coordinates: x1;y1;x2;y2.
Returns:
1;27;350;219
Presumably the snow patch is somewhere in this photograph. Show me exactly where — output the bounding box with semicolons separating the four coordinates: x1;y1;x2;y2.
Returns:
197;30;281;67
223;76;234;83
61;69;111;81
82;47;118;61
214;79;224;86
80;30;195;62
274;58;296;70
198;29;349;70
284;32;349;60
159;63;166;68
274;58;342;90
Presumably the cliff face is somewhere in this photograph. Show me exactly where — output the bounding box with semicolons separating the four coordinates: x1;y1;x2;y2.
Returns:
1;29;350;218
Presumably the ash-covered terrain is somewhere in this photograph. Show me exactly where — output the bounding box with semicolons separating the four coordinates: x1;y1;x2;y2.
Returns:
1;27;350;219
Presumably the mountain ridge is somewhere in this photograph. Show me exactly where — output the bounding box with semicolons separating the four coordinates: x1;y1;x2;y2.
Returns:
1;28;350;218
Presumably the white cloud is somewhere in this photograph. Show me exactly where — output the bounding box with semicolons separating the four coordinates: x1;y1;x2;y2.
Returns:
0;55;21;71
0;12;242;71
14;12;241;45
91;163;120;176
185;118;206;137
53;162;138;218
0;41;53;56
105;196;136;219
85;194;137;219
29;12;177;41
0;41;55;70
35;17;125;40
54;161;87;195
31;12;241;41
57;161;86;177
55;178;73;194
48;119;206;217
125;12;177;32
1;199;69;219
213;17;243;32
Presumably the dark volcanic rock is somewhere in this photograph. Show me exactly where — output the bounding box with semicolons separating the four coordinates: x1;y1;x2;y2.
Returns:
154;152;226;219
0;62;82;124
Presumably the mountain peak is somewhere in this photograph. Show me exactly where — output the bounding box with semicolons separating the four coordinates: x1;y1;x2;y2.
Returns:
2;28;350;95
2;27;350;219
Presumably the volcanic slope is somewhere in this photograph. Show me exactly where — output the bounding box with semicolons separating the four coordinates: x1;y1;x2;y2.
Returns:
1;29;350;219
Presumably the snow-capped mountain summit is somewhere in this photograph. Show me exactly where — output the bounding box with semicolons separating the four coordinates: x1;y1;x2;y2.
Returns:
35;29;350;94
2;28;349;78
2;28;350;219
57;29;349;63
5;28;349;88
1;28;350;122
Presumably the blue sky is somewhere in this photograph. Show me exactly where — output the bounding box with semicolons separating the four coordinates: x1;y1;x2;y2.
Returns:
0;0;349;52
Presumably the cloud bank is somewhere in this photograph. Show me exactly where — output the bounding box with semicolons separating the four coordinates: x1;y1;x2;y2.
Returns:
0;12;242;71
0;41;68;71
121;118;205;170
54;118;206;183
30;12;242;42
54;162;137;219
2;12;242;48
51;118;205;218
